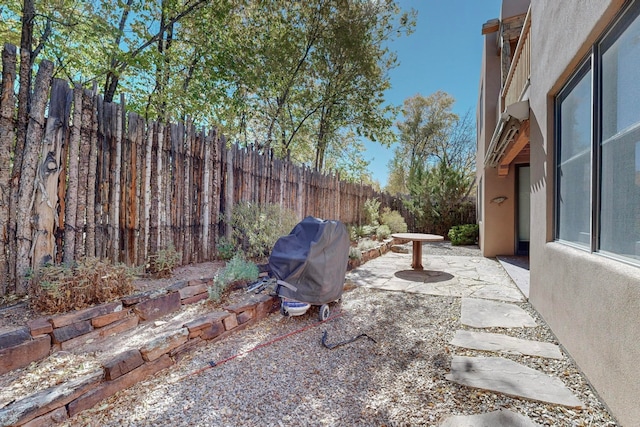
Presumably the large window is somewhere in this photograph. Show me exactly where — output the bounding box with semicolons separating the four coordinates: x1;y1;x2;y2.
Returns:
556;65;592;248
556;1;640;264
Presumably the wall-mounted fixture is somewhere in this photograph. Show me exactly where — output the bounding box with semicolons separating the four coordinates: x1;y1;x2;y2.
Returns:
491;196;508;205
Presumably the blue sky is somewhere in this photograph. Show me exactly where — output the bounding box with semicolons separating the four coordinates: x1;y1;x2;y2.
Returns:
364;0;502;187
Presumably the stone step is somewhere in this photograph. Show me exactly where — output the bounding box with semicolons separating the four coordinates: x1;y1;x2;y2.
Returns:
446;356;583;408
450;330;563;359
440;409;541;427
461;298;537;328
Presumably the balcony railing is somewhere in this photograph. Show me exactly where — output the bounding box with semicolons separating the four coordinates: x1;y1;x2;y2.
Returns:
501;7;531;110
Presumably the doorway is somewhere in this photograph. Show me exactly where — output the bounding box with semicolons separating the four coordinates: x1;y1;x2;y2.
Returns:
516;165;530;255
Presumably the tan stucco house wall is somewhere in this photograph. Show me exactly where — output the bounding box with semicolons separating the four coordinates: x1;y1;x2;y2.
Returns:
528;1;640;425
479;0;640;425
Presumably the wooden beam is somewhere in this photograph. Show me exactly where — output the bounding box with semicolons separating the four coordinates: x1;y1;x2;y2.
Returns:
498;164;510;177
499;120;530;171
482;19;499;34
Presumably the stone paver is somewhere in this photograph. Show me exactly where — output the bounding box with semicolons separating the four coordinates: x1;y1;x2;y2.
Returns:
440;409;541;427
349;253;524;302
450;330;563;359
460;298;537;328
446;356;583;408
347;248;596;422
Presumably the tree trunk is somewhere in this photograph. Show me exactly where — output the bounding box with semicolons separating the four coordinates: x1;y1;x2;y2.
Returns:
0;44;17;295
314;104;332;172
15;0;34;173
15;59;53;295
32;78;72;269
103;0;134;102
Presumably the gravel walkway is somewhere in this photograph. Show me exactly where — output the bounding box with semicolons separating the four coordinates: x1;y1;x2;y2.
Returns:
61;244;618;426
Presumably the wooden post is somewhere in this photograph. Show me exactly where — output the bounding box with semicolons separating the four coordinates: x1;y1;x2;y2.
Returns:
297;167;304;218
110;102;123;262
224;135;232;239
182;120;192;264
211;129;220;251
32;78;72;269
142;120;153;263
63;86;82;264
85;89;98;259
15;60;53;295
95;95;107;259
201;128;210;259
156;123;165;251
0;43;17;295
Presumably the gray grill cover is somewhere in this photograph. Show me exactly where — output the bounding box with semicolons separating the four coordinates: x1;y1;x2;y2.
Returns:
269;216;349;305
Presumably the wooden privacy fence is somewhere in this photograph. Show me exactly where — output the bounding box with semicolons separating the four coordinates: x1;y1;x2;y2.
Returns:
0;49;414;295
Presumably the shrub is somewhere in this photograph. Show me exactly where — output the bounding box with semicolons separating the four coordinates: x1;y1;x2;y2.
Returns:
29;258;135;314
448;224;479;246
376;224;391;240
216;237;236;261
380;208;408;234
361;224;377;237
231;202;299;259
147;244;181;278
208;254;259;302
357;238;378;252
363;198;381;226
347;225;359;242
349;246;362;260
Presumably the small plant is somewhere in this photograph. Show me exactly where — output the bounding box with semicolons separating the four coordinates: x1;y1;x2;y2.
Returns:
347;225;359;242
208;254;259;302
448;224;479;246
380;208;408;234
357;238;378;252
216;237;236;261
361;224;377;237
376;224;391;240
349;246;363;260
363;198;381;226
148;244;181;278
29;258;135;314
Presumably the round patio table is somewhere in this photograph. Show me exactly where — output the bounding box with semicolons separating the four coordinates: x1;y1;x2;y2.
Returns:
392;233;444;270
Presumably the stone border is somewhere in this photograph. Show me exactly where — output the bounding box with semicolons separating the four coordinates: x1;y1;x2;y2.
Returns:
0;278;219;376
0;292;278;427
347;238;394;270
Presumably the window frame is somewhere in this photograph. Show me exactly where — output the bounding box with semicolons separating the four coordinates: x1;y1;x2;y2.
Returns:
554;0;640;266
554;58;594;250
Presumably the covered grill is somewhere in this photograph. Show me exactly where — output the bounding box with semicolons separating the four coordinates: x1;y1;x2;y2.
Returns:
268;216;349;320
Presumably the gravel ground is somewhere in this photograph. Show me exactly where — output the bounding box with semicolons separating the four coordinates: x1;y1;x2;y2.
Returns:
61;244;619;427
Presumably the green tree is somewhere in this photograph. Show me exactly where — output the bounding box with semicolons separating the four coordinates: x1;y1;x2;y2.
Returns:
221;0;414;169
0;0;415;175
390;92;476;233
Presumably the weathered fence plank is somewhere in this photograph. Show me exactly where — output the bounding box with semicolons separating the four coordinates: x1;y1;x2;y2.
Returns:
15;60;54;295
0;43;17;295
32;78;71;268
63;86;81;264
86;88;98;259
